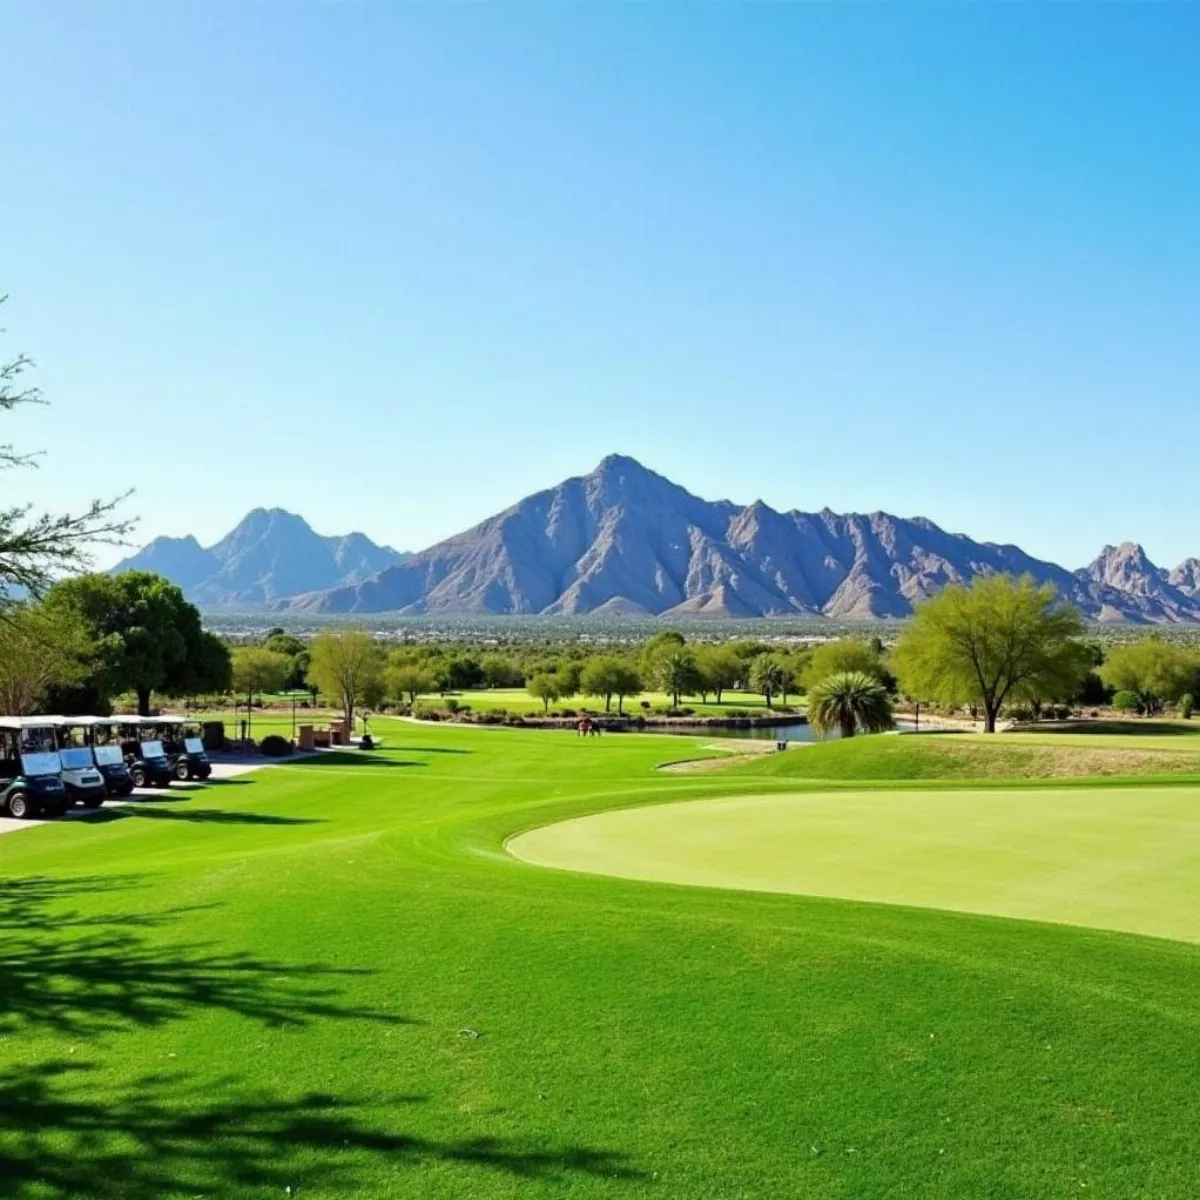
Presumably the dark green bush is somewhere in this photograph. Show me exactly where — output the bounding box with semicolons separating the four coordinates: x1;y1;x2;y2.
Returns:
1112;691;1142;714
259;734;293;757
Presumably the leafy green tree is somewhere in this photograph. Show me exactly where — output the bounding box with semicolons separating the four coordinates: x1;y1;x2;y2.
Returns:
306;629;382;729
651;647;700;708
609;662;642;715
1100;637;1197;716
264;632;306;658
0;603;93;714
807;671;894;739
231;647;290;735
480;654;517;689
0;299;132;597
802;639;889;691
892;574;1088;733
386;664;436;706
697;647;741;703
580;655;627;712
45;570;230;714
527;673;565;714
1112;690;1142;714
285;649;311;692
1180;693;1195;720
749;653;786;709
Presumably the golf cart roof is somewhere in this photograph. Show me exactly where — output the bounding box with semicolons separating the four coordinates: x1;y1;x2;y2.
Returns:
0;716;61;731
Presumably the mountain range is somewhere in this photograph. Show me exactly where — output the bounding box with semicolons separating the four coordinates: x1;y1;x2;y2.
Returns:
114;456;1200;622
111;508;406;610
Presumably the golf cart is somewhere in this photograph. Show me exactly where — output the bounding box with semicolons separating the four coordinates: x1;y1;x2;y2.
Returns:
47;717;108;808
113;717;174;789
0;718;70;819
155;716;212;781
74;717;135;798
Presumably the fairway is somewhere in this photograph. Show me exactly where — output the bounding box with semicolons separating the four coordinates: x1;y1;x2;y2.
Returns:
3;721;1200;1198
509;786;1200;943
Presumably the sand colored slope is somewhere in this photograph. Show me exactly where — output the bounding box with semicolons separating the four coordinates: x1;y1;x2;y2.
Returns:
509;786;1200;943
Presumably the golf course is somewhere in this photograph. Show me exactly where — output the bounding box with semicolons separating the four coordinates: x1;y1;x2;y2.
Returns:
3;720;1199;1198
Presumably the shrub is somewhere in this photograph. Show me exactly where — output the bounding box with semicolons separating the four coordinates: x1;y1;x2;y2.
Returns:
259;734;293;757
505;714;526;726
1112;691;1142;714
413;704;442;721
444;698;460;714
1008;705;1034;723
477;710;505;725
1181;694;1195;720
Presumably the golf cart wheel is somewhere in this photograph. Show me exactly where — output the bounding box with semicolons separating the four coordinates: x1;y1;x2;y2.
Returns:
174;759;190;781
131;767;147;788
81;795;105;810
6;792;32;820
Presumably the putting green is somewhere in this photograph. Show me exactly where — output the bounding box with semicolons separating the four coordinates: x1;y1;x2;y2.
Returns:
509;785;1200;944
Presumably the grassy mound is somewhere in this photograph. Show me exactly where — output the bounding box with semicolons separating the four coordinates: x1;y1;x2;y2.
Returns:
731;732;1200;781
2;720;1198;1198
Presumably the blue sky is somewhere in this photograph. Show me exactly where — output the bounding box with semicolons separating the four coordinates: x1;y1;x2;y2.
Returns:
3;4;1198;570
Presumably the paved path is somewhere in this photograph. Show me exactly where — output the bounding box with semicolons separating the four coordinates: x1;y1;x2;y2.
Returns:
0;757;274;837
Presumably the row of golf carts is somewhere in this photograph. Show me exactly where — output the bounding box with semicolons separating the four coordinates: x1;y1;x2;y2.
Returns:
0;716;213;820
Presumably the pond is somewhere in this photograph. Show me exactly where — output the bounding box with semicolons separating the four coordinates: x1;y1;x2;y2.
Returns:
700;717;920;743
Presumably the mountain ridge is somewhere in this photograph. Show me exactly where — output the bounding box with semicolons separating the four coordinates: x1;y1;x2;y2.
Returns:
114;457;1200;621
111;508;406;611
268;455;1200;622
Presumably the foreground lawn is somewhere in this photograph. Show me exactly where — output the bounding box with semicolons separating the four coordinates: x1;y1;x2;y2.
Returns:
2;725;1198;1197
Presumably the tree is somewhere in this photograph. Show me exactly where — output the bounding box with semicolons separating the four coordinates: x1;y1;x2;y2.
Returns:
1112;690;1142;714
0;298;132;597
306;629;382;729
264;632;306;659
580;656;626;712
807;671;895;739
697;647;741;703
45;571;230;714
650;647;700;708
386;664;436;706
610;663;642;715
749;653;786;709
0;603;93;714
527;673;565;714
480;654;517;689
892;574;1089;734
231;647;290;737
1100;637;1197;716
802;639;889;691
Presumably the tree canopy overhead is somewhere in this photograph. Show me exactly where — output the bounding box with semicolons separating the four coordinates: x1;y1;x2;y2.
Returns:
1;297;131;597
892;574;1089;733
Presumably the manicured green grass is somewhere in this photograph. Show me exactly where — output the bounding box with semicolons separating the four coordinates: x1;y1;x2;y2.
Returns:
510;785;1200;942
730;731;1200;782
2;725;1199;1198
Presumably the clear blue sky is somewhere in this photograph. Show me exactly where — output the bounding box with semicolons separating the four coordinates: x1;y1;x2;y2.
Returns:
3;4;1198;570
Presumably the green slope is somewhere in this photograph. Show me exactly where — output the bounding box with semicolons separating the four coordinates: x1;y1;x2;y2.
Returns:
2;722;1198;1198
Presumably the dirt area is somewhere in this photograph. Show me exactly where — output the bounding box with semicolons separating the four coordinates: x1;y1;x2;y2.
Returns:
660;742;777;773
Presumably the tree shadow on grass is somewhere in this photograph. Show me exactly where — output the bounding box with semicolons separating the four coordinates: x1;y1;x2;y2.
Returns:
80;807;322;827
0;875;406;1037
0;1063;646;1198
1034;720;1200;738
277;754;428;769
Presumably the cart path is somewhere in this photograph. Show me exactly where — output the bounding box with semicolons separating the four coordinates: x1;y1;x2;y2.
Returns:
0;758;273;837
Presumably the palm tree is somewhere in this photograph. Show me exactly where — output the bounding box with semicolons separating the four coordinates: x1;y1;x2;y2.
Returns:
807;670;894;739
